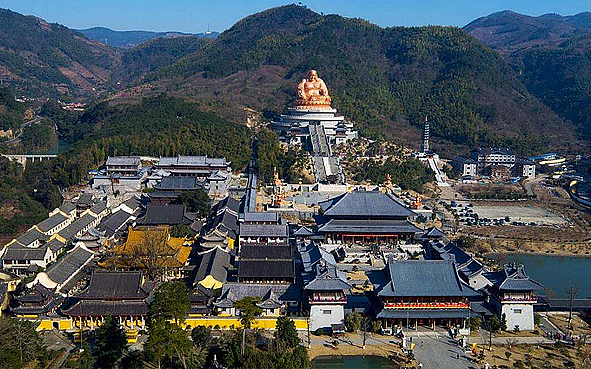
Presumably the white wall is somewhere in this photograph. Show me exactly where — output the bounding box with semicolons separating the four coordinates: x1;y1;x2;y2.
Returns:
501;303;534;331
309;304;345;331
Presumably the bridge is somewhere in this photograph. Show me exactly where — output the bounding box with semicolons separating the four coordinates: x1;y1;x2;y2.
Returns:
1;154;58;167
537;297;591;312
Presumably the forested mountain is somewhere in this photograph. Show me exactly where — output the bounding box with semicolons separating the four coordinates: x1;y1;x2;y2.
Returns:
77;27;218;48
41;95;252;188
0;6;589;155
0;8;119;98
0;87;25;132
135;5;580;156
465;10;591;54
113;36;209;82
465;11;591;140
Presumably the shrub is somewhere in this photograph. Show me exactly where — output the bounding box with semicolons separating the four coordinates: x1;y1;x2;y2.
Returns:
344;313;362;332
371;320;382;333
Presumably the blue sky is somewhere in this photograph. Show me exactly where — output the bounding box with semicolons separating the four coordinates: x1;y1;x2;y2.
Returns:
1;0;590;33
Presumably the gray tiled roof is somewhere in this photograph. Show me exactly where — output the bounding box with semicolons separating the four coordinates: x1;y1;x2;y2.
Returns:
46;246;93;285
219;282;301;303
76;193;95;206
106;156;141;166
148;191;180;199
242;212;279;223
157;156;229;167
16;228;47;246
213;196;240;214
318;219;421;234
304;265;350;291
15;283;55;303
59;201;76;214
423;227;446;238
75;271;151;299
137;204;187;225
238;260;294;280
257;290;282;309
36;213;68;233
97;210;134;238
239;224;288;238
299;243;336;272
484;263;543;291
377;309;470;319
294;226;314;236
378;259;475;297
193;247;231;286
240;245;292;259
155;176;204;191
458;259;484;277
429;241;484;278
58;213;96;241
319;191;413;218
89;201;107;215
122;196;142;212
2;244;48;261
46;239;66;254
63;300;148;316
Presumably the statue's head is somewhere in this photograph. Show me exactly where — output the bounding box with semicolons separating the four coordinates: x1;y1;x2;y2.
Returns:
308;70;318;81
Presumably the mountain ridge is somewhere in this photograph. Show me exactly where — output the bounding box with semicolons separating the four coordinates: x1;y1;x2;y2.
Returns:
133;5;579;156
0;8;119;98
465;10;591;141
77;26;218;48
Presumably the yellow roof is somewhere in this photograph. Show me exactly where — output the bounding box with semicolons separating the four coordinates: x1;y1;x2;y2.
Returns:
108;226;192;268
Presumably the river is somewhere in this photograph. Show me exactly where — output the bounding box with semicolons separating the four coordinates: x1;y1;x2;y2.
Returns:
489;253;591;299
311;355;396;369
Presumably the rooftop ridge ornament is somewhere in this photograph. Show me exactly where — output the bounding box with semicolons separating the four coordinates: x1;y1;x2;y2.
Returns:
295;69;332;109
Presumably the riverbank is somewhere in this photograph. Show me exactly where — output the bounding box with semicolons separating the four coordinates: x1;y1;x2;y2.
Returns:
464;233;591;258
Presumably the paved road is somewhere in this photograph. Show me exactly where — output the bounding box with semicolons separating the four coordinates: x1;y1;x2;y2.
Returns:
411;331;477;369
538;315;563;337
42;330;74;369
4;116;42;145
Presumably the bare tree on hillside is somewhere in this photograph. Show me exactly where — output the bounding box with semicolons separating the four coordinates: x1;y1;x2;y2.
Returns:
567;283;578;331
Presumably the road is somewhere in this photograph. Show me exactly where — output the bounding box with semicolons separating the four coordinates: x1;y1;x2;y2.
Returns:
523;176;544;198
4;115;42;145
42;330;74;369
411;331;477;369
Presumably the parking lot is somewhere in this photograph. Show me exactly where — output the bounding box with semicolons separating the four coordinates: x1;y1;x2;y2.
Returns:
454;202;569;227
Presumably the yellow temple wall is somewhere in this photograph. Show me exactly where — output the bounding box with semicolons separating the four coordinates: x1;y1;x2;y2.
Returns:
181;317;308;330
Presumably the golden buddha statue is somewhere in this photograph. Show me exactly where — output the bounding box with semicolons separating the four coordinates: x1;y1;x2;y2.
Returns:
295;70;332;109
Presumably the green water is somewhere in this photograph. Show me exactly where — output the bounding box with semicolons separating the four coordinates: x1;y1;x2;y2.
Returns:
489;253;591;298
312;355;396;369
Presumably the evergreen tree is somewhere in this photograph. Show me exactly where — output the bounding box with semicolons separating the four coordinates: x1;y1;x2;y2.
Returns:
234;297;263;329
274;316;299;347
94;315;127;368
149;281;190;324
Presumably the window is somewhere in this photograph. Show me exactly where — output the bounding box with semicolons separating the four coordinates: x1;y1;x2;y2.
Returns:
514;309;522;314
322;310;332;315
